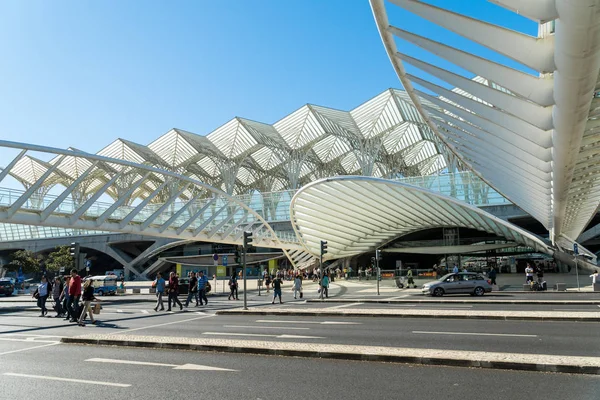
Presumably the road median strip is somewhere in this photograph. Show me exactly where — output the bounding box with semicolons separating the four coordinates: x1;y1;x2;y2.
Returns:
60;334;600;375
215;307;600;321
306;298;600;305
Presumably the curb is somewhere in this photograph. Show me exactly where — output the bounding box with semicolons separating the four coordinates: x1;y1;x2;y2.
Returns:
60;336;600;375
215;309;600;322
306;299;600;305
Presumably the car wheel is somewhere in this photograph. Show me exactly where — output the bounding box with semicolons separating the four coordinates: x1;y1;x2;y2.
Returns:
433;288;444;297
98;290;103;296
474;287;485;296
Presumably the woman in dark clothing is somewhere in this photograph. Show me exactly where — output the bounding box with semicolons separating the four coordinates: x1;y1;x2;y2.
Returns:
228;275;239;300
78;279;99;326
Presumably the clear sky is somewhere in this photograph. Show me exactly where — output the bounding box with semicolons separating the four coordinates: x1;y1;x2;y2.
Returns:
0;0;535;162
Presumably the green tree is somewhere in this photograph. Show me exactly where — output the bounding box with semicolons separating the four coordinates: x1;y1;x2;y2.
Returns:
9;250;40;274
45;246;73;273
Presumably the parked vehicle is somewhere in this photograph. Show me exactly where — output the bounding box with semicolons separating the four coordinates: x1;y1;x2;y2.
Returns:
85;275;117;296
421;272;493;297
0;279;15;296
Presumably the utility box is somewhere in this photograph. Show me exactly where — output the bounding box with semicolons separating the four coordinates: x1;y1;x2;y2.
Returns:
555;283;566;291
593;283;600;292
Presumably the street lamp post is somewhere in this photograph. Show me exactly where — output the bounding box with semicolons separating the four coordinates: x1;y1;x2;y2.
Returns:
376;249;381;296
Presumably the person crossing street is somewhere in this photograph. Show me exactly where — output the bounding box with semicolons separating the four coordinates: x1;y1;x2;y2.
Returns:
167;272;183;311
197;271;209;306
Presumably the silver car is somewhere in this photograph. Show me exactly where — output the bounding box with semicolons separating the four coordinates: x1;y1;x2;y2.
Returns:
422;272;493;297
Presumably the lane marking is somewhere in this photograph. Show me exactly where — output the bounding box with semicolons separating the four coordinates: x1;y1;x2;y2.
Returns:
141;310;150;314
114;314;215;335
222;325;310;330
85;358;237;371
202;332;324;339
0;342;60;356
328;303;364;309
116;310;124;313
0;338;59;343
3;373;131;387
255;320;362;325
413;331;538;338
4;334;67;339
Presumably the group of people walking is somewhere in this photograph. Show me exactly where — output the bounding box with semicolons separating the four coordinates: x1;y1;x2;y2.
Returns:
152;271;209;312
32;269;99;327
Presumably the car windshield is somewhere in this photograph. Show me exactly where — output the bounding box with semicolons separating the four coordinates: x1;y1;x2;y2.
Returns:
437;273;454;281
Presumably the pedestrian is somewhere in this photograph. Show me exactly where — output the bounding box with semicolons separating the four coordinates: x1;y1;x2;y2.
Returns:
68;269;82;323
452;264;459;274
184;272;198;307
536;264;544;283
406;267;417;288
488;266;497;286
590;270;598;284
78;278;99;326
52;277;64;318
293;274;302;299
33;276;51;317
167;272;183;311
525;263;534;283
197;271;209;306
271;274;283;304
153;272;166;312
321;273;330;298
228;275;238;300
61;276;71;320
265;274;271;293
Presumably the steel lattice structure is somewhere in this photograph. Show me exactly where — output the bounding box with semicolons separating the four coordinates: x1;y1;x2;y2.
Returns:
0;141;317;276
5;89;452;203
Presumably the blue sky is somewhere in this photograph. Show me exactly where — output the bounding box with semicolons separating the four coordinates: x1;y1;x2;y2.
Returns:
0;0;535;161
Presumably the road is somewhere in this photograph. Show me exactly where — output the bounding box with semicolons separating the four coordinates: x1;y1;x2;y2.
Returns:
0;342;599;400
1;304;599;357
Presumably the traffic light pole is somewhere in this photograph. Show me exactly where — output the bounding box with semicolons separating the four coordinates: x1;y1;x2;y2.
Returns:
319;253;324;301
243;245;248;310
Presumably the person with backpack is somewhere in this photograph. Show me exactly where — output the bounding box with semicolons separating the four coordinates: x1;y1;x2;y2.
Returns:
228;275;238;300
33;276;51;317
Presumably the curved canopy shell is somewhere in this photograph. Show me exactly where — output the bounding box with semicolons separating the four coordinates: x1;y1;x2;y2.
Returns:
290;176;552;259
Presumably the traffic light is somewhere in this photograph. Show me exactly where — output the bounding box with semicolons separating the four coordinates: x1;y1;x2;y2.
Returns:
376;249;381;261
234;247;242;264
371;257;376;266
69;242;80;269
320;240;328;257
243;231;253;248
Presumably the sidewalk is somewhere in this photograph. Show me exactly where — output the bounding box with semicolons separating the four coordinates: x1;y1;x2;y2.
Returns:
61;334;600;375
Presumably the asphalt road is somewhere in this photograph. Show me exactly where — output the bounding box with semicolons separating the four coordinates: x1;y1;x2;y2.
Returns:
0;342;598;400
1;306;599;357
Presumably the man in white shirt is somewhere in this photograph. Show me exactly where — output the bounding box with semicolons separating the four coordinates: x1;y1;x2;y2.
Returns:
590;270;598;284
525;264;534;283
452;264;459;274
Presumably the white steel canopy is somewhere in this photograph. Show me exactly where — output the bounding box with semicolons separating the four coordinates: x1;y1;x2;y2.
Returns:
371;0;600;246
5;89;450;200
290;176;552;260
